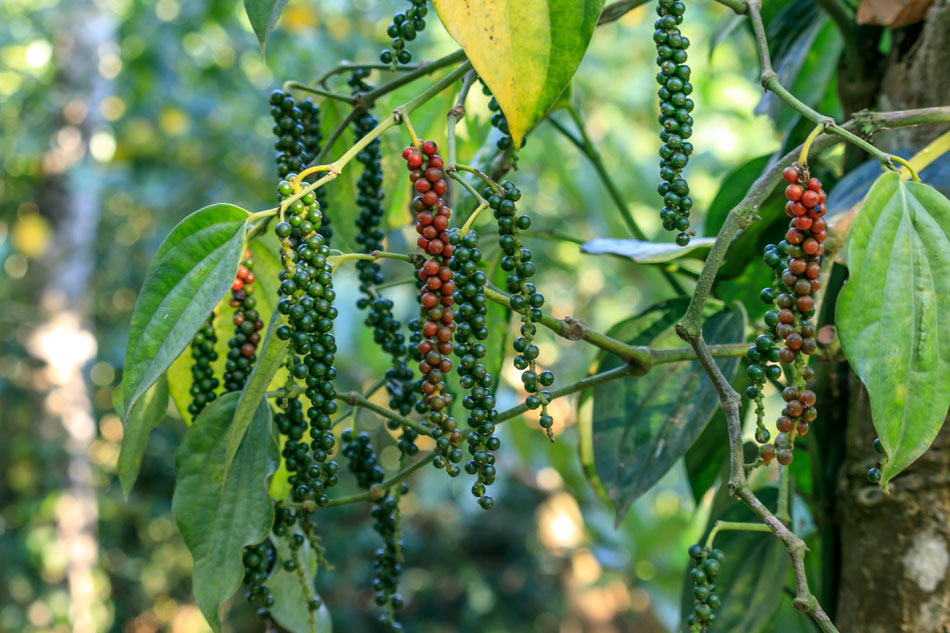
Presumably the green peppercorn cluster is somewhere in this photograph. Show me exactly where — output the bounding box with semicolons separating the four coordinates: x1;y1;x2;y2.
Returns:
274;396;337;504
268;90;332;242
223;252;264;392
187;314;219;416
479;80;516;151
686;544;723;631
273;178;341;504
483;180;556;438
653;0;695;246
347;71;415;418
242;539;277;620
446;228;501;509
341;430;407;631
379;0;427;67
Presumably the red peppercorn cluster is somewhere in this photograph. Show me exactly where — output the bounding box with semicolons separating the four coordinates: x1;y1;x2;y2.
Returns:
404;140;456;413
223;250;264;392
778;162;826;361
748;163;827;467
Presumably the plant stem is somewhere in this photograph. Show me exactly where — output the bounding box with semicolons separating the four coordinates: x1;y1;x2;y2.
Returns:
336;391;432;437
283;80;356;105
313;61;416;88
362;50;468;105
322;455;436;507
279;63;472;213
777;465;792;524
704;521;772;550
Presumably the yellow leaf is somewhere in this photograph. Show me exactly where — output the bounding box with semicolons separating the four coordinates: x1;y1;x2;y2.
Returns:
433;0;604;146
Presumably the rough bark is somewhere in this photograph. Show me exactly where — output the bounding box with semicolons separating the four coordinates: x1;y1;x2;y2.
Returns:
836;377;950;633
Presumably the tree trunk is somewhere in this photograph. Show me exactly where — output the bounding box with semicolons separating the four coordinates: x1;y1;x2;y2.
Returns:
835;3;950;630
26;2;115;632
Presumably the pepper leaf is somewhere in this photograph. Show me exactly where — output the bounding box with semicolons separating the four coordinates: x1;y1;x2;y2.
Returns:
244;0;288;54
836;172;950;487
172;392;277;632
591;302;745;522
121;204;250;420
432;0;604;146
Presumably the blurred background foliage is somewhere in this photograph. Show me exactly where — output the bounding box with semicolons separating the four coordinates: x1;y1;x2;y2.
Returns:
0;0;833;631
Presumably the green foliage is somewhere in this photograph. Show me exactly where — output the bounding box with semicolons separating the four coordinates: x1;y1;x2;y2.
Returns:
268;538;333;633
836;172;950;486
432;0;604;145
591;301;745;522
172;392;278;632
121;204;250;420
244;0;289;53
115;374;169;498
680;489;789;632
224;306;289;476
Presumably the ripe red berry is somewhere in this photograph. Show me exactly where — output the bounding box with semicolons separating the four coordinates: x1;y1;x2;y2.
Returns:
421;191;439;207
785;184;803;202
802;238;820;255
793;216;813;231
407;152;423;170
429;155;444;169
415;178;431;193
786;228;804;245
801;190;820;207
422;260;439;276
422;140;438;155
232;279;244;291
782;166;799;183
402;146;414;159
807;177;821;191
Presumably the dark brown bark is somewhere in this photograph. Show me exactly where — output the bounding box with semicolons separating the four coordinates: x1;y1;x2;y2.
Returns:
836;377;950;633
833;6;950;629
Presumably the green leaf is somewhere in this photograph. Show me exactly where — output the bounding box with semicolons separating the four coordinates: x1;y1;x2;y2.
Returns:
581;237;716;263
432;0;605;146
172;392;278;632
836;172;950;487
679;489;788;632
269;538;333;633
224;304;290;476
167;232;287;424
121;204;250;420
317;99;359;253
243;0;288;53
115;374;169;498
592;303;745;522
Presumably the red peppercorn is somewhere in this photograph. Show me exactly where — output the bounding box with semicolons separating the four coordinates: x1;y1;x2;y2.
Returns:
793;216;813;231
802;238;820;255
407;152;423;169
232;278;244;291
783;166;799;183
433;180;447;196
801;190;820;207
415;178;431;193
786;228;804;245
422;140;438;155
402;146;414;159
241;343;256;357
785;184;803;202
429;155;443;169
427;239;444;255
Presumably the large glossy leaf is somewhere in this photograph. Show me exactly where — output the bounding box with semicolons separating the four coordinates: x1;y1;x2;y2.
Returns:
166;233;283;424
172;392;277;632
224;304;289;476
121;204;250;420
115;374;169;498
592;303;745;522
432;0;604;146
679;489;789;632
269;537;333;633
581;237;716;263
836;172;950;487
244;0;288;53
